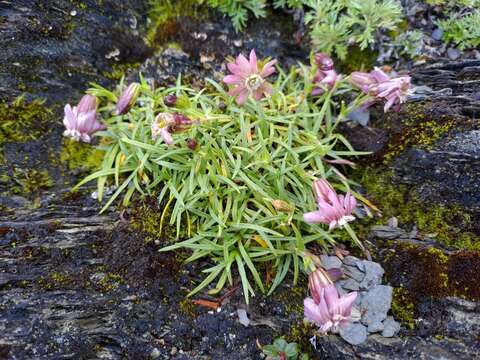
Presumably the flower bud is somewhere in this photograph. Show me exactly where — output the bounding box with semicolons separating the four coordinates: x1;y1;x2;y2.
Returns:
350;72;375;93
309;268;333;304
164;94;177;107
77;94;98;113
186;138;197;150
314;53;334;71
115;83;141;115
173;113;192;126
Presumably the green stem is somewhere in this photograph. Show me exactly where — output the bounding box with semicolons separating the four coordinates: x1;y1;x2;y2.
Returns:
344;222;366;252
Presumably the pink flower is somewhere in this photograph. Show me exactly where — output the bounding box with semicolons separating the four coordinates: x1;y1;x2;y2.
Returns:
350;68;411;112
63;94;105;143
312;53;338;96
223;49;277;105
304;285;357;333
115;83;140;115
303;179;356;230
151;112;193;145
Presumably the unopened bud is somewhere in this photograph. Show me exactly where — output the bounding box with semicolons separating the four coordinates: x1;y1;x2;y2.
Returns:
164;94;177;107
186;138;197;150
314;53;334;71
115;83;140;115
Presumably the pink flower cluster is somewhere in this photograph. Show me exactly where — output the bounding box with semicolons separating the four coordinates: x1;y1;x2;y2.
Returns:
350;68;411;112
303;179;356;231
63;95;105;143
304;268;357;333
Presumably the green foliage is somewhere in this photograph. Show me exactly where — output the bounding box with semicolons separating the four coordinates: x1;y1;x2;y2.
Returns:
303;0;403;60
77;62;368;303
262;337;309;360
437;9;480;50
200;0;267;31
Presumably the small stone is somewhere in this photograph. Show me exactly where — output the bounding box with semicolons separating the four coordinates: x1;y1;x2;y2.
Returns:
150;348;161;359
320;255;342;270
170;347;178;356
367;321;384;333
361;285;393;331
432;28;443;41
343;256;360;267
237;309;250;327
343;265;365;283
339;323;368;345
447;48;460;60
70;10;77;16
347;108;370;126
382;316;401;337
359;261;384;289
233;39;243;47
337;278;360;291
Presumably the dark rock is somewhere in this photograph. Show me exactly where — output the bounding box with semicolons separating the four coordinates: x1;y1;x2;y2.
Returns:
0;0;152;103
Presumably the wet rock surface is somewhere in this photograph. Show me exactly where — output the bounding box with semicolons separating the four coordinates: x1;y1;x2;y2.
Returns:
0;0;151;103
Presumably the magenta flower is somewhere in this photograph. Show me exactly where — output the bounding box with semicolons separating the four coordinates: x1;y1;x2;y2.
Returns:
223;49;277;105
151;112;193;145
303;179;356;230
312;53;338;96
63;94;105;143
115;83;140;115
350;68;411;112
304;285;357;333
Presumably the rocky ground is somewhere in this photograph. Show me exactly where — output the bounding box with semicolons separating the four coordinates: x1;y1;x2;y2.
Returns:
1;1;479;359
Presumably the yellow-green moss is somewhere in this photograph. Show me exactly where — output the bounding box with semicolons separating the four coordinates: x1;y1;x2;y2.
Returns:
0;96;54;162
358;169;480;250
59;138;105;171
391;286;416;329
102;62;141;81
146;0;205;47
0;168;54;195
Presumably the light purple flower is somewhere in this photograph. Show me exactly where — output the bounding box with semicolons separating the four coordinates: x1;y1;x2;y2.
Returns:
63;94;105;143
303;179;356;230
312;53;338;96
350;68;411;112
223;49;277;105
115;82;140;115
304;285;357;333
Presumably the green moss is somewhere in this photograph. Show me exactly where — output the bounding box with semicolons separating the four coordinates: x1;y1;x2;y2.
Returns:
337;46;378;74
59;138;105;171
0;96;54;162
0;168;54;195
358;169;480;250
38;271;74;290
178;298;197;317
102;62;141;81
146;0;205;47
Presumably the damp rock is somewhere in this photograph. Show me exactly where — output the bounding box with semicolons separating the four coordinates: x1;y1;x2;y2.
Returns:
382;317;401;338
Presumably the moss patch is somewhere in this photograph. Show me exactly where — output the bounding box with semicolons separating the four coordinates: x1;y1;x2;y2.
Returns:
59;138;105;171
0;96;55;162
0;168;54;196
358;168;480;250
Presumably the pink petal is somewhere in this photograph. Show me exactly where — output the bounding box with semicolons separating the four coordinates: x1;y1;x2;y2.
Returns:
235;89;249;105
260;59;277;78
384;95;397;112
304;297;331;327
227;62;245;76
371;68;390;82
323;285;341;317
303;210;326;224
223;74;244;84
160;127;174;145
248;49;258;73
63;104;76;129
339;292;357;317
236;54;252;75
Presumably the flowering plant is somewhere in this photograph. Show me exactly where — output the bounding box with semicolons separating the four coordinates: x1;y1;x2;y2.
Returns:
72;52;396;302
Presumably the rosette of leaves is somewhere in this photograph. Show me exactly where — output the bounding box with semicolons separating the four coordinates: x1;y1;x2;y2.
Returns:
436;9;480;50
262;338;309;360
78;63;368;303
199;0;267;31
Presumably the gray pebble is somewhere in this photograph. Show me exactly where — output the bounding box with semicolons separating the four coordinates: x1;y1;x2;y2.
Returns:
447;48;460;60
343;265;365;283
361;285;393;330
337;278;360;291
359;261;384;289
432;28;443;41
320;255;342;270
382;316;401;337
343;256;360;267
340;322;368;345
